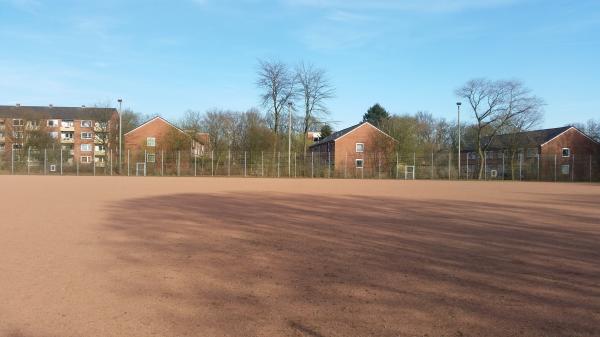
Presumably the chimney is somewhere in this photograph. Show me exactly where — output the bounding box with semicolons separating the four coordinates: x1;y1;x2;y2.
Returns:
16;103;20;107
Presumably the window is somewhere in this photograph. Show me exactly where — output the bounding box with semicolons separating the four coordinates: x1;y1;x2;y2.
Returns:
526;148;538;158
81;120;92;128
47;120;59;127
13;119;24;126
12;131;24;139
95;145;106;152
12;143;23;150
49;132;59;139
356;159;364;169
80;156;92;163
467;152;477;160
561;164;570;175
27;120;39;128
61;132;73;140
80;144;92;152
147;137;156;147
356;143;365;153
81;132;93;140
147;153;156;163
0;144;5;151
61;120;74;128
486;151;494;160
562;148;570;158
0;132;3;138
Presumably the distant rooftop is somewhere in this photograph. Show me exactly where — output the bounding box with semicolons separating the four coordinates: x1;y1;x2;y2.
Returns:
0;105;117;120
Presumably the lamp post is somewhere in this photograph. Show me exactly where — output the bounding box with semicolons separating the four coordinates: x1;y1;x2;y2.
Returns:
288;101;293;177
118;98;123;174
456;102;462;180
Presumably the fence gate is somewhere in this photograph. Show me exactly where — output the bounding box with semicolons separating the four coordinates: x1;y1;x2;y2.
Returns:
405;166;416;180
136;162;147;177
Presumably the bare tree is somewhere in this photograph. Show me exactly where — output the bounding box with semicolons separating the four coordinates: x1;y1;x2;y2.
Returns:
295;62;335;154
456;79;544;179
257;60;295;153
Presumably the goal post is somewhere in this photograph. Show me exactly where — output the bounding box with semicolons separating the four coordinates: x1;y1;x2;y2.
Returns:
405;165;416;180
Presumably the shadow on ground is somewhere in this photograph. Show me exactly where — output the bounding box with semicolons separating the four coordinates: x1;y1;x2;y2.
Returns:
99;192;600;337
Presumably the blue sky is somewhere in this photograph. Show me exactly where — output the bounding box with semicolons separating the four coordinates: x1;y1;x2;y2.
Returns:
1;0;598;129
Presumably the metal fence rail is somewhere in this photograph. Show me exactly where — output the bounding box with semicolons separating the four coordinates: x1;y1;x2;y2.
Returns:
1;149;599;182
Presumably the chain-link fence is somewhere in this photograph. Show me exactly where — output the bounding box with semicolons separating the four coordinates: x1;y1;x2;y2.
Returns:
1;149;599;182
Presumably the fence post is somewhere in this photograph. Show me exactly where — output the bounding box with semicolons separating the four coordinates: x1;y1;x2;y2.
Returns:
413;152;416;179
177;151;181;177
590;154;593;183
396;152;400;180
60;148;63;176
519;153;523;181
227;150;231;176
311;151;314;178
484;151;487;181
466;154;469;180
194;154;197;177
211;151;214;176
110;150;113;176
345;152;348;179
328;151;331;178
27;147;30;175
294;152;297;178
554;154;557;182
448;152;451;180
93;151;96;176
11;148;14;175
161;149;164;176
76;156;79;176
244;151;247;177
502;153;505;181
261;151;264;177
127;150;130;176
431;152;434;179
277;152;280;178
537;154;540;181
572;154;575;182
44;149;47;175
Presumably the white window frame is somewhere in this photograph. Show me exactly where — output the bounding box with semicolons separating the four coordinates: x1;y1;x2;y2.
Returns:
13;119;24;126
147;137;156;147
562;148;570;158
80;144;92;152
147;153;156;163
355;143;365;153
47;119;59;127
61;120;74;128
561;164;570;175
81;120;92;128
49;132;59;139
356;159;364;169
81;132;93;140
80;156;92;164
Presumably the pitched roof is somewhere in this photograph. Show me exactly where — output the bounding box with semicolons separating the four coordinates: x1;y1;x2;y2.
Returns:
0;105;117;120
309;122;364;147
463;126;572;151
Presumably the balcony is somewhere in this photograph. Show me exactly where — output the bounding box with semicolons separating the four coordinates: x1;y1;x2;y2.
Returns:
95;150;106;156
60;126;75;132
61;138;74;144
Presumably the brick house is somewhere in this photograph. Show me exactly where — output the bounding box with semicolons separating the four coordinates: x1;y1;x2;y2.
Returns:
124;116;208;175
308;121;396;177
0;104;118;171
462;126;600;181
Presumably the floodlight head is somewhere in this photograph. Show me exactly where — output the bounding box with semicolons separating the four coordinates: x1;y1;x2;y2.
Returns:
456;102;462;106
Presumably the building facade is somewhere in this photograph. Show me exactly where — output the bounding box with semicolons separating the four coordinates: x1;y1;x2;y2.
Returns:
462;126;600;181
309;122;396;177
0;104;118;172
124;116;208;175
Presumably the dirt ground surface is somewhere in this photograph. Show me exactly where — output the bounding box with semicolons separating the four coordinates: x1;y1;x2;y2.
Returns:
0;176;599;337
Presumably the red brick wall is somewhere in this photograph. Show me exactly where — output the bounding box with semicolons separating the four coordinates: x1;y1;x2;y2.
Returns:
541;128;600;180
